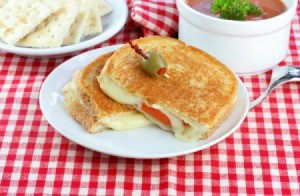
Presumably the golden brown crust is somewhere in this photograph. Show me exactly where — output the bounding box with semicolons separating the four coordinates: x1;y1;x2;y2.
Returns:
102;36;238;131
63;51;138;133
63;82;102;133
74;51;133;119
202;94;237;139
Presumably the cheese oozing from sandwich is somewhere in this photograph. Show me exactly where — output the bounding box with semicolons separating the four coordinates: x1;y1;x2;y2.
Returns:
64;77;152;131
99;75;139;105
102;113;153;131
100;75;208;141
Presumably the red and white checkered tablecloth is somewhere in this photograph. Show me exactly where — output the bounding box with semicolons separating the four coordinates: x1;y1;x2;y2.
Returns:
1;0;300;195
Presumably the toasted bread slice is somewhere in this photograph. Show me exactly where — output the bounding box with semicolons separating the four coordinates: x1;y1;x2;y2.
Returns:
99;36;238;141
63;52;152;133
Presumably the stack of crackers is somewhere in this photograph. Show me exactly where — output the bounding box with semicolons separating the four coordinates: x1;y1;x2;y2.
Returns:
0;0;112;48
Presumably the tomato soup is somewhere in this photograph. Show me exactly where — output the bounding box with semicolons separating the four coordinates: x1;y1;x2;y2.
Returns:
186;0;287;20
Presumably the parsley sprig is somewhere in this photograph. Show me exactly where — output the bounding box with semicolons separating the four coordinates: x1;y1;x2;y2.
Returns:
211;0;262;21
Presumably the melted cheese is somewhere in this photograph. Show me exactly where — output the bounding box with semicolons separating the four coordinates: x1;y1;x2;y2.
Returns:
102;113;153;130
150;104;184;130
146;105;207;141
98;76;208;141
63;70;80;94
63;80;75;92
63;79;152;130
175;125;207;142
99;76;139;105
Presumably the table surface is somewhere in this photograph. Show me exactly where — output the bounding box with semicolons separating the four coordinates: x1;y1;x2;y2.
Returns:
1;2;300;195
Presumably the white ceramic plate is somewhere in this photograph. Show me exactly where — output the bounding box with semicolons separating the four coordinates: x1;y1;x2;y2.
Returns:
0;0;127;57
39;45;250;159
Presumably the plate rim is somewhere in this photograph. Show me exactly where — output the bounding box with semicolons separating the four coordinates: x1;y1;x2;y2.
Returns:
39;45;250;159
0;0;128;57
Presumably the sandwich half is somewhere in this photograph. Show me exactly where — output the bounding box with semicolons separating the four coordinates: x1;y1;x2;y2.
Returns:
63;51;152;133
99;36;238;141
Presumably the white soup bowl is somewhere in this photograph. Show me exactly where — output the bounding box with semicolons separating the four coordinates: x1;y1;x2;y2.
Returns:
177;0;298;75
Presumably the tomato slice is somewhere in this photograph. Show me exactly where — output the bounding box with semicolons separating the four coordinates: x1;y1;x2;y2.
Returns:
141;104;171;126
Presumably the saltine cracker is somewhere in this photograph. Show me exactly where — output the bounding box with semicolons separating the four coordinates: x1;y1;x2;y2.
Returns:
40;0;63;12
98;0;112;16
0;0;8;8
17;2;79;48
63;0;92;45
0;0;52;45
83;0;103;36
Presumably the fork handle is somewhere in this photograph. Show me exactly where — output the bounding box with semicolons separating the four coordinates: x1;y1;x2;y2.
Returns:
249;76;300;110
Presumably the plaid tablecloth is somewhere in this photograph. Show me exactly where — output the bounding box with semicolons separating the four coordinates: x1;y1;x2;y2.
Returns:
1;0;300;194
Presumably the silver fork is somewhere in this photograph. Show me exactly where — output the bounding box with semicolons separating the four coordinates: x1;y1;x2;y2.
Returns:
249;65;300;110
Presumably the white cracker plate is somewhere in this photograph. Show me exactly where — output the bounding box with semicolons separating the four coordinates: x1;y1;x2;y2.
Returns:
0;0;127;57
39;45;250;159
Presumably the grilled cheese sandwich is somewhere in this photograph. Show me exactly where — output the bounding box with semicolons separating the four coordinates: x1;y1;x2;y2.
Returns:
99;36;238;141
63;52;152;133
